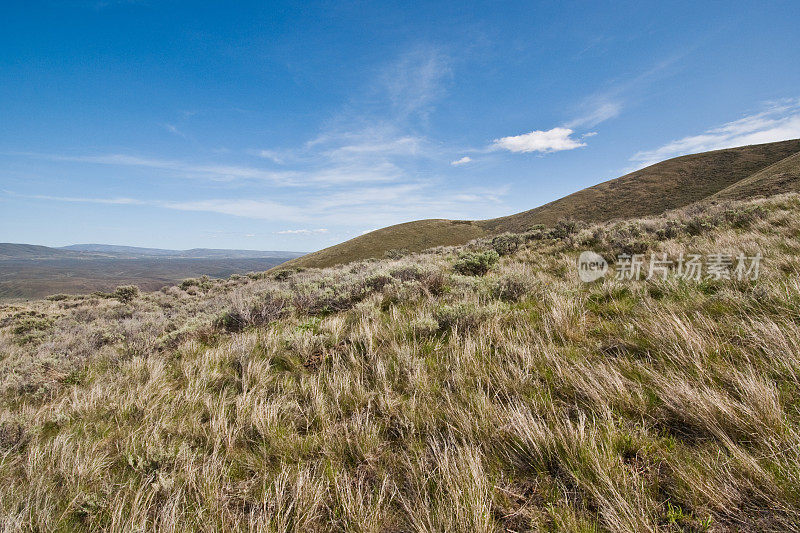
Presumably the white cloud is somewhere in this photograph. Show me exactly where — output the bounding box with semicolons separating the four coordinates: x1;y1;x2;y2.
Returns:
276;228;329;235
492;127;586;154
631;99;800;167
254;149;286;164
450;156;472;166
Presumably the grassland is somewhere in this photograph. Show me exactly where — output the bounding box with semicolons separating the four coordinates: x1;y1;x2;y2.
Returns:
287;139;800;269
2;193;800;531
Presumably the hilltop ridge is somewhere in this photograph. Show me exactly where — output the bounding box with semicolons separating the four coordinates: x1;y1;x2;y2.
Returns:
286;139;800;269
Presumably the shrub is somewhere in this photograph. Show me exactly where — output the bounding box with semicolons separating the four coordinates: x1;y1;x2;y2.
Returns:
724;205;768;228
410;316;439;337
491;233;522;256
655;220;681;240
420;269;449;296
364;272;394;291
454;250;500;276
522;225;547;242
292;276;367;315
384;248;409;260
180;278;199;290
113;285;139;303
250;290;292;325
389;265;423;281
272;269;293;281
549;219;581;240
684;216;717;236
213;311;247;333
434;304;485;332
608;223;651;255
11;315;54;336
490;272;534;302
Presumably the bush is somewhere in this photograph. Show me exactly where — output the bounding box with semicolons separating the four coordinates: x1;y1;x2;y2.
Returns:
364;272;394;291
389;265;423;281
250;290;292;325
434;304;485;332
549;219;581;240
490;272;534;302
213;311;247;333
724;205;767;228
113;285;139;303
454;250;500;276
492;233;522;256
608;223;651;255
684;217;717;236
410;316;439;337
655;220;681;240
292;276;367;315
420;269;449;296
384;248;409;260
272;269;293;281
180;278;199;290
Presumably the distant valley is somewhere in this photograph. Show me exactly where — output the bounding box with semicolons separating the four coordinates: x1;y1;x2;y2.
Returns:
0;243;304;300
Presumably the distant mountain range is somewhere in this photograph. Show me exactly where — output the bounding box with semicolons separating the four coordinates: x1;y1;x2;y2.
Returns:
0;243;306;260
284;139;800;269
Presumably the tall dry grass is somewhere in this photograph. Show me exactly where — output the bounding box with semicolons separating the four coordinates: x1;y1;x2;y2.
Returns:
1;195;800;531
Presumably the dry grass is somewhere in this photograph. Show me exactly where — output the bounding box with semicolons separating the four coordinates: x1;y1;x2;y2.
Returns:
2;194;800;531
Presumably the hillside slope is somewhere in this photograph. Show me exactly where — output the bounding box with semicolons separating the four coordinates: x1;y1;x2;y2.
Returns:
285;219;488;269
287;139;800;269
711;149;800;200
3;194;800;531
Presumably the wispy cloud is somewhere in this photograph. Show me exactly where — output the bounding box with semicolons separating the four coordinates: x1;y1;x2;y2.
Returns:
8;180;508;228
161;123;186;138
631;99;800;167
380;46;452;121
565;101;622;129
14;152;299;184
275;228;329;235
450;156;472;166
491;127;586;154
6;192;147;205
12;151;407;186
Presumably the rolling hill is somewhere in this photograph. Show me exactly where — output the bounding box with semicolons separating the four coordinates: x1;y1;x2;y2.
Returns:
286;139;800;269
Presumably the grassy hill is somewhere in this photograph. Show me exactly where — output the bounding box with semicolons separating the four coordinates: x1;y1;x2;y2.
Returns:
287;219;488;269
711;149;800;200
287;139;800;269
2;193;800;531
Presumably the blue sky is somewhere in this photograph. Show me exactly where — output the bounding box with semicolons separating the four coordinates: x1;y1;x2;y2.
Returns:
1;1;799;251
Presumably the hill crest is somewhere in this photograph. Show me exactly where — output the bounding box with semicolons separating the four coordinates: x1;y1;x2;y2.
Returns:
286;139;800;269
